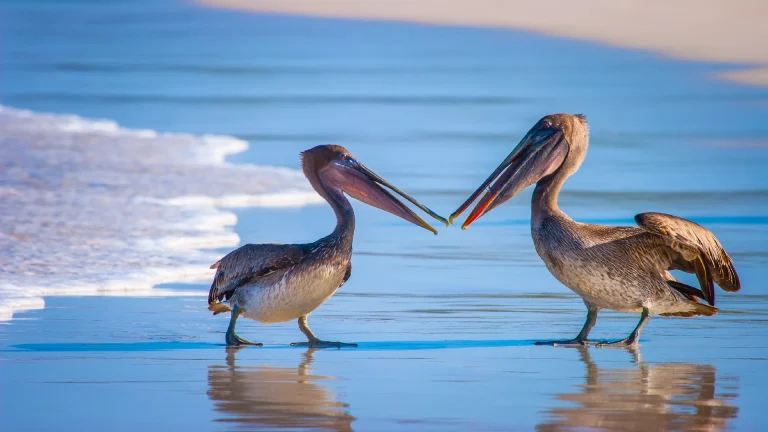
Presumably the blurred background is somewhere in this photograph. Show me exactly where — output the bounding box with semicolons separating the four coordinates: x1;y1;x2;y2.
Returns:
1;0;767;431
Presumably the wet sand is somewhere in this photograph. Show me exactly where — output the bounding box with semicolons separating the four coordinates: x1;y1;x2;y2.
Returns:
1;287;764;430
1;0;768;430
197;0;768;86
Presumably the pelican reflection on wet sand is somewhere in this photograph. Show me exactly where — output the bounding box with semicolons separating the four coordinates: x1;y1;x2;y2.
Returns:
451;114;741;346
538;347;739;431
207;349;355;431
208;145;447;347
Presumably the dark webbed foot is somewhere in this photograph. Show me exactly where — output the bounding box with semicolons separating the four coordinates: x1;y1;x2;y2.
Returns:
536;307;600;347
595;336;638;348
226;332;263;347
535;339;599;347
595;308;649;348
294;316;357;349
224;305;262;347
290;340;357;349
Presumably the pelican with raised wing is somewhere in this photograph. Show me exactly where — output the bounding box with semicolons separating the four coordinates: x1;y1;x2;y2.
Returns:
209;145;447;347
450;114;740;346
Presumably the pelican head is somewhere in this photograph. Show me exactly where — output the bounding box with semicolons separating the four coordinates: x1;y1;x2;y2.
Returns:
301;144;448;234
450;114;589;229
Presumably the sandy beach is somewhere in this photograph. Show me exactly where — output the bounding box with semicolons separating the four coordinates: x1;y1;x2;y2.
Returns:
198;0;768;86
1;0;767;430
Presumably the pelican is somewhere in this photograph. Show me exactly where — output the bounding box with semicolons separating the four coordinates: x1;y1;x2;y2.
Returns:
208;145;446;347
450;114;740;346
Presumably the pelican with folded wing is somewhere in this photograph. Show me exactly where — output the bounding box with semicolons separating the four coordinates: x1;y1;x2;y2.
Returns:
451;114;740;346
209;145;446;347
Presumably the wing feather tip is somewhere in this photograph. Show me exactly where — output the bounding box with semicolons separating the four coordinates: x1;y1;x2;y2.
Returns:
638;212;742;297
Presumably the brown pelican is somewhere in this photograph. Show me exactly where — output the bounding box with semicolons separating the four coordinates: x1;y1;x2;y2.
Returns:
450;114;740;346
208;145;446;347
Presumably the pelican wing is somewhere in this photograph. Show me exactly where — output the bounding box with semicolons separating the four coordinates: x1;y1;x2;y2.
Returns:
635;212;740;305
208;243;306;305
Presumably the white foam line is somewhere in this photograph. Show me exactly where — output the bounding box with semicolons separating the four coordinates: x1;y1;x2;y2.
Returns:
150;190;325;208
0;105;323;320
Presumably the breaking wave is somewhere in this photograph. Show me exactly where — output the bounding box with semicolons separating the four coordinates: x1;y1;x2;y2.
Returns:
0;105;323;320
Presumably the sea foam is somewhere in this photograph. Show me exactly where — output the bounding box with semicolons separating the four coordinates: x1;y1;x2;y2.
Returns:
0;105;323;320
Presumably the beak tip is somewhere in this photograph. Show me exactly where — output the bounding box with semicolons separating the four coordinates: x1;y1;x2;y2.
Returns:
424;208;449;228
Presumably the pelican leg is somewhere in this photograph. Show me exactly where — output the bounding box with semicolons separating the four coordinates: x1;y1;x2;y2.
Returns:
536;307;599;346
225;305;262;347
596;308;650;348
290;315;357;348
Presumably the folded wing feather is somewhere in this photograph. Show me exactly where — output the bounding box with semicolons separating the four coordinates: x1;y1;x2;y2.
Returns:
635;212;740;306
207;243;306;305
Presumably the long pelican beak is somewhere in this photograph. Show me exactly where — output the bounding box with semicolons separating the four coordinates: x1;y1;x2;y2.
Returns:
327;157;448;235
450;125;569;230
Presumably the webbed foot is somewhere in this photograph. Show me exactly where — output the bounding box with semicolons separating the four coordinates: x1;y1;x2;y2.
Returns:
595;337;638;348
595;308;649;348
226;332;262;347
224;304;262;347
293;316;357;349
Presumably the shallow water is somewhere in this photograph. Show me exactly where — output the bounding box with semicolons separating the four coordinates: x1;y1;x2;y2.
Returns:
1;294;764;431
1;0;767;430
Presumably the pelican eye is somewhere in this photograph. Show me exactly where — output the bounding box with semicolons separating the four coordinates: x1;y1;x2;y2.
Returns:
541;120;552;129
339;154;357;166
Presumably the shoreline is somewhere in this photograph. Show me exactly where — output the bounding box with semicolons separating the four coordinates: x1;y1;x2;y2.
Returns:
0;105;322;321
196;0;768;87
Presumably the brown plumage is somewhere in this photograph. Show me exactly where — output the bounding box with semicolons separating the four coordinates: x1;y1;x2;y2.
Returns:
635;212;740;305
208;244;306;306
207;144;443;347
451;114;740;346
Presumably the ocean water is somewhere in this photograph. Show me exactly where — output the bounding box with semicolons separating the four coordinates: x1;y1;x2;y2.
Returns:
0;105;322;320
1;0;767;430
